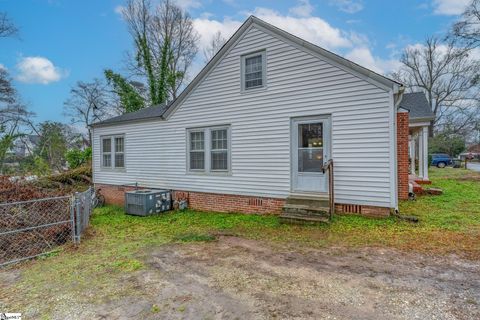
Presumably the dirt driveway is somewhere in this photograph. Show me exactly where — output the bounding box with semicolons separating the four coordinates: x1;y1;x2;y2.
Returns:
3;236;480;319
67;237;480;318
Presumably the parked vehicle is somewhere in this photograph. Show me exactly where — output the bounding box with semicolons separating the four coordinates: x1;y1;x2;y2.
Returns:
431;154;453;168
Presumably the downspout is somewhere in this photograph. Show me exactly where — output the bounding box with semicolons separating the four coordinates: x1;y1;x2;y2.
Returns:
392;85;405;214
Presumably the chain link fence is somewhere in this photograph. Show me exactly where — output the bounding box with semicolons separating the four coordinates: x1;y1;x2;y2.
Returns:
72;187;92;244
0;187;93;266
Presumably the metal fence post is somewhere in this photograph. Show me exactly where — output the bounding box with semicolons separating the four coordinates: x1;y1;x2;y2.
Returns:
75;192;81;244
70;196;76;244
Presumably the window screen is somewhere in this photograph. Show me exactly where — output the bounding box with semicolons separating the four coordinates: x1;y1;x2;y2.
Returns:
189;131;205;170
244;54;263;89
211;129;228;170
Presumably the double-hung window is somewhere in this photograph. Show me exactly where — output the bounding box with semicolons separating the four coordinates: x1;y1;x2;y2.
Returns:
187;126;230;173
242;51;266;91
101;135;125;169
189;131;205;170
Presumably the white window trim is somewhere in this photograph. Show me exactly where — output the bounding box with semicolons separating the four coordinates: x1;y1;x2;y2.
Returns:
241;50;267;92
100;134;126;171
187;126;231;175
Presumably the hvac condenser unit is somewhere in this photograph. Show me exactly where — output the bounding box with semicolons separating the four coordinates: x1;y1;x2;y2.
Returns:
124;189;171;216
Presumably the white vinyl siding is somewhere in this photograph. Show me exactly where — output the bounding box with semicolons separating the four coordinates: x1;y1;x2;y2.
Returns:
93;25;395;208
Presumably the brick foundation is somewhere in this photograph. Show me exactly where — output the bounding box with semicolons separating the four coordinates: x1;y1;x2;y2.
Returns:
172;190;285;214
95;184;285;214
95;184;142;207
96;184;392;217
397;111;409;200
335;203;391;218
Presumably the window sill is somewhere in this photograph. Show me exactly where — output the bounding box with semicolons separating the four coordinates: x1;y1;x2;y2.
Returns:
100;167;126;173
187;171;231;177
241;85;268;94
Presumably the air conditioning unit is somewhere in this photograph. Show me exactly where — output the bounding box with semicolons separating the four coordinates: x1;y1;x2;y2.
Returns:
125;189;171;216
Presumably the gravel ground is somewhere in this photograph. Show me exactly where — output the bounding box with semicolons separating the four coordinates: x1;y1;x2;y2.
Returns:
2;236;480;319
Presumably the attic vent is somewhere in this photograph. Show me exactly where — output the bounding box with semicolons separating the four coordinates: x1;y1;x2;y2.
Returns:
248;198;263;207
342;204;362;214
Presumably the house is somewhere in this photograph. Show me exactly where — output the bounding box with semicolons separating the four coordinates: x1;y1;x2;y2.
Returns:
398;93;435;191
92;16;431;218
460;144;480;160
6;135;40;158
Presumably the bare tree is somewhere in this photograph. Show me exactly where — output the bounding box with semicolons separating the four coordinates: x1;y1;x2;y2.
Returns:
392;37;480;136
203;31;227;64
451;0;480;48
63;79;116;144
0;12;18;38
120;0;199;101
0;68;15;104
0;103;34;174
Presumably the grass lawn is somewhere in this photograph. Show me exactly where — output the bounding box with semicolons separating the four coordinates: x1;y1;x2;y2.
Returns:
2;167;480;316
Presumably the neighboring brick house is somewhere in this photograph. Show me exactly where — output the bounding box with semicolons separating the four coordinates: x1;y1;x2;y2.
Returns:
92;16;430;219
399;92;435;183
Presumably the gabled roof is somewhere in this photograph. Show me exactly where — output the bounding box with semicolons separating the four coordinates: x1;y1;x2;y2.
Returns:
93;15;403;127
399;92;435;121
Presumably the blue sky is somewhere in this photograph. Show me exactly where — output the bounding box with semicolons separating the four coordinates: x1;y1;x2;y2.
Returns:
0;0;470;124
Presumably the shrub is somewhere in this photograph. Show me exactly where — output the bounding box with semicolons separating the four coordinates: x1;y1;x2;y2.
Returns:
65;147;92;169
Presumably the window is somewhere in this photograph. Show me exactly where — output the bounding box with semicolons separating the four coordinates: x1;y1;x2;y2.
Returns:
242;51;266;90
187;126;230;173
189;131;205;170
115;137;124;168
102;138;111;167
101;135;125;169
211;129;228;170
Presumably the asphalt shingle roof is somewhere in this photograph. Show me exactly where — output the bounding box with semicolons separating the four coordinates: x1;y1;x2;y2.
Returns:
399;92;435;121
93;103;171;126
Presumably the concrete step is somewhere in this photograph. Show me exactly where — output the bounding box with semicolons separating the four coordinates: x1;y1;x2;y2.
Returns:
279;212;330;225
282;204;330;216
286;196;330;208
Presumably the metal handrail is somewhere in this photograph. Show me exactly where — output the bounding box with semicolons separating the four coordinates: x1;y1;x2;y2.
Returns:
322;159;334;220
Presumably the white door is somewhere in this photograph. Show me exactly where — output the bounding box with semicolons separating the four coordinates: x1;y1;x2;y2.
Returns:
292;116;330;193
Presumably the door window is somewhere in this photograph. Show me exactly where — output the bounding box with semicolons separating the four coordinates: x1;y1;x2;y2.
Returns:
298;123;323;173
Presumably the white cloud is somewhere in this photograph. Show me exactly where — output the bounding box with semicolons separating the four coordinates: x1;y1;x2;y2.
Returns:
432;0;470;15
174;0;202;10
251;7;354;49
16;56;66;84
345;47;401;74
346;19;361;24
191;7;401;77
330;0;364;14
114;5;125;16
0;63;6;70
193;17;242;54
289;0;314;18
